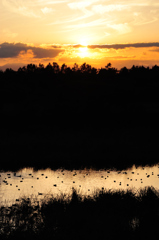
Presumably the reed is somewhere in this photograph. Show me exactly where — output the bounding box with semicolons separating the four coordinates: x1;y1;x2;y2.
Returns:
0;186;159;240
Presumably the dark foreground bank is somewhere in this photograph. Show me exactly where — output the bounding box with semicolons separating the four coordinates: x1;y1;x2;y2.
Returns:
0;187;159;240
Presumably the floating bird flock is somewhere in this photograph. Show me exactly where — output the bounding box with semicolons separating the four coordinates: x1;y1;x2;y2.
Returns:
0;165;159;207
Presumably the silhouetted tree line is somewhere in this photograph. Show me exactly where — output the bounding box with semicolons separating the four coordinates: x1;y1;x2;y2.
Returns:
1;62;159;111
1;62;159;99
1;62;159;87
1;61;159;136
1;62;159;171
1;62;159;77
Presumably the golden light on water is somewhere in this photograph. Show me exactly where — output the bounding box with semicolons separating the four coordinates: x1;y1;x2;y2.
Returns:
1;164;159;207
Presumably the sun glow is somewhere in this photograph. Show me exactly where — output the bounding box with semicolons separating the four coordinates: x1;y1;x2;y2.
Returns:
80;39;88;47
78;46;89;58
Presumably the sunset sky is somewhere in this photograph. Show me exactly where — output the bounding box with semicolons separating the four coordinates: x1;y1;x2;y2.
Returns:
1;0;159;70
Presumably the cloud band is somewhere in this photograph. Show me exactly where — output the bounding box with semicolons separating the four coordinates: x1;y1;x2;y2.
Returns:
87;43;159;49
0;42;64;58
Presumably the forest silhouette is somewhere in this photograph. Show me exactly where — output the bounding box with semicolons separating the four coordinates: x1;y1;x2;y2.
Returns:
1;63;159;240
1;62;159;171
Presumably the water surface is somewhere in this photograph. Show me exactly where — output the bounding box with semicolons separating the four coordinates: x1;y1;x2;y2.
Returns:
0;164;159;207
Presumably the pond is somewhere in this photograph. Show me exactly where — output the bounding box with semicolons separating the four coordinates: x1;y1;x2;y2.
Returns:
0;163;159;207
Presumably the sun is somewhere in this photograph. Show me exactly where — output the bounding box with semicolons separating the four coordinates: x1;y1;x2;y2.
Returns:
78;39;89;58
80;39;88;47
78;46;89;58
73;38;90;58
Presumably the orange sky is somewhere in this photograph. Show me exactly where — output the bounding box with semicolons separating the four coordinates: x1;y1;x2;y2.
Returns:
1;0;159;70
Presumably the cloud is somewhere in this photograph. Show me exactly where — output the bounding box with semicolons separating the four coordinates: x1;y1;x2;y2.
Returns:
2;29;18;38
67;0;99;9
36;0;68;6
67;1;92;10
2;0;67;18
104;55;136;59
48;13;94;27
65;0;99;26
2;0;40;18
33;48;62;58
51;45;62;48
91;4;130;14
0;42;64;58
0;42;28;58
107;23;131;34
66;18;110;30
134;17;158;26
73;44;83;48
87;43;159;50
41;7;53;14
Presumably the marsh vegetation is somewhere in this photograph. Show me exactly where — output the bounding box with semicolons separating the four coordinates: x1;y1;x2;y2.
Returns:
0;187;159;240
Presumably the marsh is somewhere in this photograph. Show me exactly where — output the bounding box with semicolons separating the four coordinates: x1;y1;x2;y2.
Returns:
1;163;159;207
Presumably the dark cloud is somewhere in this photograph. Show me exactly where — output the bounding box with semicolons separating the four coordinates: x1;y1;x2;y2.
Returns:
149;48;159;52
51;45;62;49
0;42;64;58
0;42;28;58
104;55;136;59
87;43;159;49
32;47;63;58
73;44;83;48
